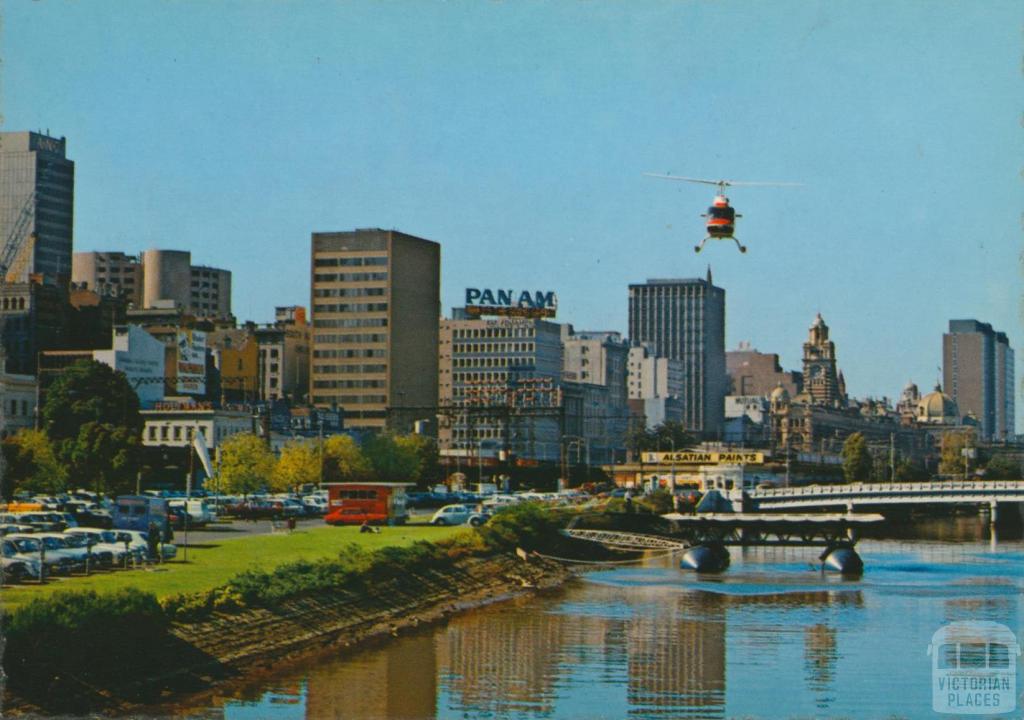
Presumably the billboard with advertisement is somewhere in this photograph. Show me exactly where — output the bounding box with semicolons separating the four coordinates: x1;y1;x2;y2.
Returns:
641;451;765;465
176;330;207;394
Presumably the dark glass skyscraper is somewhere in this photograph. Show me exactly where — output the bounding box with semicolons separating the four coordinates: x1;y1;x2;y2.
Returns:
628;269;726;436
0;131;75;285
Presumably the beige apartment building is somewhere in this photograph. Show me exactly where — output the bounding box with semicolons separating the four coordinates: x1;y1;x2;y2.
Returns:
71;249;232;320
943;319;1015;441
310;229;440;431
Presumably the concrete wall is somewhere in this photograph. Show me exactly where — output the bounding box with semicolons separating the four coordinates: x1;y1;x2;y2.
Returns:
142;249;191;310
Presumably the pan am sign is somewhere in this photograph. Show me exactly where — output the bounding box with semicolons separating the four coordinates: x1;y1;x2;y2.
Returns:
465;289;557;318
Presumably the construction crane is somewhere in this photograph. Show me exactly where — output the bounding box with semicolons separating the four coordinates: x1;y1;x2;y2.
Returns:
0;160;51;283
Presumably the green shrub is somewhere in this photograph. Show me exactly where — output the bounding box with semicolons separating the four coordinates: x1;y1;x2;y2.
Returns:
477;503;571;554
4;588;169;701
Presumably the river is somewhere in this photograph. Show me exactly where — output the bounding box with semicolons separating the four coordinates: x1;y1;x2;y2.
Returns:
178;518;1024;719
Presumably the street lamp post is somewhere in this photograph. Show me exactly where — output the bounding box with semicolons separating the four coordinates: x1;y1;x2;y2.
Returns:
317;414;324;490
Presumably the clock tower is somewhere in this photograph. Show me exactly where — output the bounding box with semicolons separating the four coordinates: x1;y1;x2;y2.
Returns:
802;313;843;407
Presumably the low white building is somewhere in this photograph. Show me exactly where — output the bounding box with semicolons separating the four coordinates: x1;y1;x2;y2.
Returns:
141;401;253;452
93;325;166;409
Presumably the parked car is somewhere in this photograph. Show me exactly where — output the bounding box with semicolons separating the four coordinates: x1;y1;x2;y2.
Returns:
301;495;328;516
66;527;139;564
5;534;78;575
431;504;492;526
167;498;217;527
63;501;114;529
36;532;113;570
113;530;178;561
11;512;65;532
1;556;33;584
1;539;41;582
60;531;119;567
0;523;37;536
228;499;298;520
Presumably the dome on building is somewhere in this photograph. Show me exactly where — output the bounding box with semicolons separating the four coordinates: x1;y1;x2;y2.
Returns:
916;384;959;424
903;380;919;396
770;383;790;403
811;313;826;328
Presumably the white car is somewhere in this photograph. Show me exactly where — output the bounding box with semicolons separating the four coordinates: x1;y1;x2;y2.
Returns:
5;534;81;574
430;504;492;527
1;538;42;581
114;529;177;561
65;528;138;564
168;498;217;526
36;532;115;569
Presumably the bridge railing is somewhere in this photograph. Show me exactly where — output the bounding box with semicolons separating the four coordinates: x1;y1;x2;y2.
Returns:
750;479;1024;498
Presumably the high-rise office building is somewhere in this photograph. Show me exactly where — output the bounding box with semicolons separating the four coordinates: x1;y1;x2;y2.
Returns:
628;269;726;436
310;229;440;431
943;319;1015;441
0;132;74;284
438;313;564;462
0;132;75;284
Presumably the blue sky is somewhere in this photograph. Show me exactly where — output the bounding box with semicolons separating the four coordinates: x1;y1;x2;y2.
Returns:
4;1;1020;420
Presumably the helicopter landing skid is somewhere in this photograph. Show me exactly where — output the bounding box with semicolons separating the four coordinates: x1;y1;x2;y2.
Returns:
693;237;747;253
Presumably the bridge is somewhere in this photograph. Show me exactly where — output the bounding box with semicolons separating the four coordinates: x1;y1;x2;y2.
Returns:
563;513;884;549
748;480;1024;519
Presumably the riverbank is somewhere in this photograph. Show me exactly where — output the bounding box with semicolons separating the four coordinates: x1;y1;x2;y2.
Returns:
4;551;572;716
3;505;584;716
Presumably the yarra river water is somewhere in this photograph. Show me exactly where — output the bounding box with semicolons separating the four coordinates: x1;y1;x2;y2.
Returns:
178;518;1024;720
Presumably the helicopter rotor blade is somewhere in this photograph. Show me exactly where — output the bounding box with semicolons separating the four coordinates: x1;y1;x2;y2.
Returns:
643;173;723;186
723;180;803;187
643;173;802;188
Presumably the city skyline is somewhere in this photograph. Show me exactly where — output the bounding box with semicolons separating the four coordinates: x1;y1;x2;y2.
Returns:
4;2;1019;423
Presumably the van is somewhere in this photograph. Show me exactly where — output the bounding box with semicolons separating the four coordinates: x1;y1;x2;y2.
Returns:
167;498;216;527
113;495;169;536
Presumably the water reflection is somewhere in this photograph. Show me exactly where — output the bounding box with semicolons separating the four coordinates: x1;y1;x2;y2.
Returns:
193;518;1024;720
803;624;837;709
304;632;438;719
438;598;565;716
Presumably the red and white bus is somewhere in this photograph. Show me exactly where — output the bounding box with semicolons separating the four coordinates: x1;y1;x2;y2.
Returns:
323;483;414;526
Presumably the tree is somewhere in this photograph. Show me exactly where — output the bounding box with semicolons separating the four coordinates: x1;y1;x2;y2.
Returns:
273;440;320;492
939;430;976;477
841;433;872;483
395;434;440;487
983;455;1021;480
40;359;144;494
42;360;142;441
364;433;422;483
64;422;143;496
1;430;68;499
894;459;930;483
217;433;276;496
322;434;372;483
626;421;697;453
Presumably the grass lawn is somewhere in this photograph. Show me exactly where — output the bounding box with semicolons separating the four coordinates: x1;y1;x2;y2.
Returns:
1;524;466;612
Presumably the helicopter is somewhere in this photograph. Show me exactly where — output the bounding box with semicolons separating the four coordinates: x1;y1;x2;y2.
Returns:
644;174;800;253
